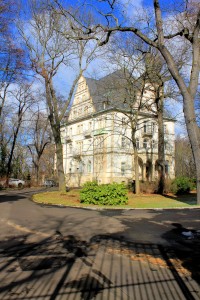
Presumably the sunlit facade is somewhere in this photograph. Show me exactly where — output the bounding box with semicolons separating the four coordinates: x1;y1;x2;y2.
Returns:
61;73;175;187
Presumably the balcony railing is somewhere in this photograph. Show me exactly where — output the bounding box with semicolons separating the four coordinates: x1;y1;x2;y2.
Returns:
142;126;153;137
72;149;82;158
83;129;92;138
65;135;72;142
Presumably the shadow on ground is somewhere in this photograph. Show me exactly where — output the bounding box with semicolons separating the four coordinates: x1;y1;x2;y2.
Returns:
0;194;27;203
162;193;197;205
0;228;199;299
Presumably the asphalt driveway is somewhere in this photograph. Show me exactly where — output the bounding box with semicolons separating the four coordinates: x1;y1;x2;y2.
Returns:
0;188;199;299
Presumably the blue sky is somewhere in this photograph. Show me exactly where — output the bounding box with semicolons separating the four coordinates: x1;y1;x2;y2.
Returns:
13;0;189;135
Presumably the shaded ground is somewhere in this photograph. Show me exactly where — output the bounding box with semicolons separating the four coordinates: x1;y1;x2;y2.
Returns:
0;189;200;299
0;233;199;300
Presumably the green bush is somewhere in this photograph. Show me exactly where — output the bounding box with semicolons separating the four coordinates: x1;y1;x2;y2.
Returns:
80;181;128;205
171;176;192;195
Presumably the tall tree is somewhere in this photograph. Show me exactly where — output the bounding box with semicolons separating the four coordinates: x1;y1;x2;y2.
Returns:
56;0;200;203
27;107;51;185
19;2;100;191
6;83;35;180
175;135;196;178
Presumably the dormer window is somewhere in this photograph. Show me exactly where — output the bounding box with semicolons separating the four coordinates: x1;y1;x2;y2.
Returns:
103;100;109;109
122;118;126;125
123;99;127;107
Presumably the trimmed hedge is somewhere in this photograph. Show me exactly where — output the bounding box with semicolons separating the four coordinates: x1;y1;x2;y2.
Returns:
80;181;128;205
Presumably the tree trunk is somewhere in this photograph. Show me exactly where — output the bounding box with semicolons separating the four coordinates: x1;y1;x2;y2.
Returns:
134;148;140;194
45;78;66;192
184;103;200;204
6;125;21;182
156;85;165;194
50;122;66;192
35;161;39;186
55;139;66;192
131;127;140;194
159;46;200;204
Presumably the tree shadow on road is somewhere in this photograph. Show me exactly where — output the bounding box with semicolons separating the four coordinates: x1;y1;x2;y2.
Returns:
0;223;199;300
0;194;28;203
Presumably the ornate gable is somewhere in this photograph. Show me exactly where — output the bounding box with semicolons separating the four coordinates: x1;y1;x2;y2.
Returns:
68;76;95;121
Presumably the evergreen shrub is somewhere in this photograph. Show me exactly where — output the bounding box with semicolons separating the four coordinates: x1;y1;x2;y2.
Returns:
171;176;193;195
80;181;128;205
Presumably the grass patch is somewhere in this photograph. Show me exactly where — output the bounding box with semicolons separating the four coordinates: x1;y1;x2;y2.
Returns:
32;189;199;209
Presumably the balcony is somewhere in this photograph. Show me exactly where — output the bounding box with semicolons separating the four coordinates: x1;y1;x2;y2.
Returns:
142;126;153;137
72;149;82;159
83;129;92;138
65;135;72;143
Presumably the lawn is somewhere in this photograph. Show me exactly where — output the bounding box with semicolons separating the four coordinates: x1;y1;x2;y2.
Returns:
32;189;199;209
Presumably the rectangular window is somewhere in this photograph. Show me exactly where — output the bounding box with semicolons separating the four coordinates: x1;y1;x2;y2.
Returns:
143;139;148;149
136;139;140;149
122;118;126;125
164;124;167;133
76;141;83;153
165;164;169;175
152;140;156;149
69;144;72;154
151;122;155;133
143;121;147;133
121;136;126;148
77;125;80;134
87;160;92;173
121;162;126;176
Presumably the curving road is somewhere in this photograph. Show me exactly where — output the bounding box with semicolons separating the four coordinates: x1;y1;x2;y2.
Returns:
0;188;199;299
0;188;199;244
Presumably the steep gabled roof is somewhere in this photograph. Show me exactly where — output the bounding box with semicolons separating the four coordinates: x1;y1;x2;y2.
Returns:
85;69;142;112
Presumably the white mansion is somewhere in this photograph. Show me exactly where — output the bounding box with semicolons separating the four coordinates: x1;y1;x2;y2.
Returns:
61;70;175;187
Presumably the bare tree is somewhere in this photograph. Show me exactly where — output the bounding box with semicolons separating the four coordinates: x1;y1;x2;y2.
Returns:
175;135;196;178
0;0;27;179
96;37;174;194
93;64;156;194
0;0;26;118
19;2;101;191
27;107;51;185
6;84;35;181
55;0;200;203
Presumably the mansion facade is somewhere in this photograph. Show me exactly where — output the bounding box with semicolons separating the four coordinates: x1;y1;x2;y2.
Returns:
61;71;175;187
